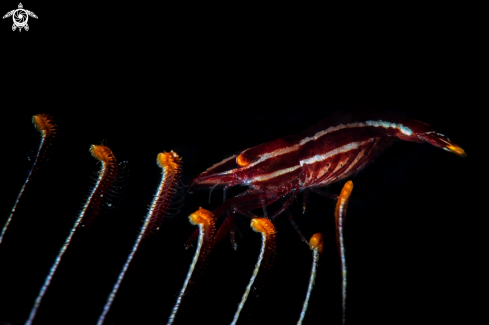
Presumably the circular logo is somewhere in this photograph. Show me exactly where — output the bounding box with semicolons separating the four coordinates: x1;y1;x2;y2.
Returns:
13;9;28;27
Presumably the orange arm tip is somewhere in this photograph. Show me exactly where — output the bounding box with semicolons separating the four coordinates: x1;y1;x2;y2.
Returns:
339;180;354;198
188;207;214;226
32;114;55;138
250;218;276;236
335;180;354;219
157;151;182;170
445;144;467;158
309;233;323;253
89;145;116;164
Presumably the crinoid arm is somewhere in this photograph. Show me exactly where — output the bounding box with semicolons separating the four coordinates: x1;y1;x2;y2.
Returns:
297;233;323;325
335;180;354;325
167;207;216;325
81;145;119;228
185;188;281;249
97;151;182;325
25;144;118;325
144;151;183;237
98;160;130;214
0;114;57;246
231;218;277;325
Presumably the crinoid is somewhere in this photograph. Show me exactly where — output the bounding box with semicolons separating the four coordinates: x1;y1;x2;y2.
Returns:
0;108;472;325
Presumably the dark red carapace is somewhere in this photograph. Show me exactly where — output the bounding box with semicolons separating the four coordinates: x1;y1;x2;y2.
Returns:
189;111;465;227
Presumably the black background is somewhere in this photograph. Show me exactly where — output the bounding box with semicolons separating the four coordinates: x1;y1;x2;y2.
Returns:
0;2;482;325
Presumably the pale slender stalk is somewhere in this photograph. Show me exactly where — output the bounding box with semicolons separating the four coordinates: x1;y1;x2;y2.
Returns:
231;234;266;325
335;180;353;325
0;142;40;245
167;224;204;324
26;160;107;325
298;233;323;325
25;204;92;325
339;213;347;325
96;209;151;325
168;208;215;324
2;114;56;246
231;218;276;325
97;152;181;325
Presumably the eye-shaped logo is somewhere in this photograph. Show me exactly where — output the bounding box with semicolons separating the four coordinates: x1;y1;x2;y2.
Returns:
3;3;37;32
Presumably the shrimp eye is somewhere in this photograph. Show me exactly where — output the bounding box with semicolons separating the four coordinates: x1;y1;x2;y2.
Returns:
236;153;250;167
